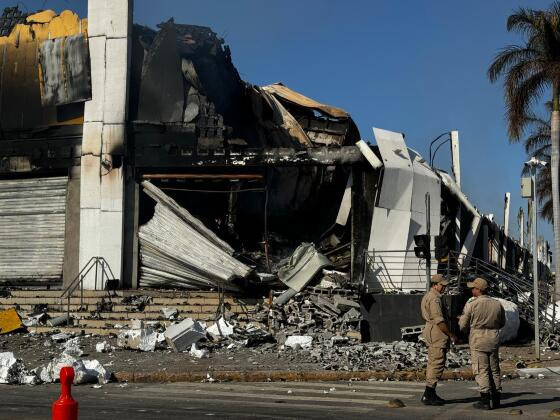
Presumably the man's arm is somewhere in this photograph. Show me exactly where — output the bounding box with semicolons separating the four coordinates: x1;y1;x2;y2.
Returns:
430;298;458;343
458;301;472;332
437;321;457;343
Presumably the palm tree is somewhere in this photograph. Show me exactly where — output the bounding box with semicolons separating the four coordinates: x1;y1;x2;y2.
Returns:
488;3;560;297
521;111;553;222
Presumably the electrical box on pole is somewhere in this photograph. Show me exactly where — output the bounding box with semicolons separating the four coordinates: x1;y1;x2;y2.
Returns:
521;177;533;198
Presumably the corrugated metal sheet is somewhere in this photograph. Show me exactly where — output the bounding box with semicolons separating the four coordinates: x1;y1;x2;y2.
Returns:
138;181;251;290
0;177;67;283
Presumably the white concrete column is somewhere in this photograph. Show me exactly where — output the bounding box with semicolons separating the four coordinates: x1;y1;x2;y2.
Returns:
79;0;132;288
502;192;510;269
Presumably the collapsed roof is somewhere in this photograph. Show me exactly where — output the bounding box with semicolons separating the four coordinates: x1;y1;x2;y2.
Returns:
129;20;361;150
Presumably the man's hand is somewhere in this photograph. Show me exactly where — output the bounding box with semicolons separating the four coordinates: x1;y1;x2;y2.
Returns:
450;334;459;345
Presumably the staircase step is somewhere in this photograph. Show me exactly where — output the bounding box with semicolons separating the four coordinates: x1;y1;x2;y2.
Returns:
73;319;174;328
28;326;122;336
5;289;258;299
8;290;124;298
18;311;240;321
3;303;258;313
0;296;260;306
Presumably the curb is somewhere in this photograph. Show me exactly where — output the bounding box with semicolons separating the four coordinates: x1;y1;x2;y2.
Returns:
113;368;503;383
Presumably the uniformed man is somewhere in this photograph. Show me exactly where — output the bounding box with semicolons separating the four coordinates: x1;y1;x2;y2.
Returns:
420;274;457;406
458;277;506;410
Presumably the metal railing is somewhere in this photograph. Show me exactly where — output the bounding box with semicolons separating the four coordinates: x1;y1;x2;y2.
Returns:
362;249;463;293
363;249;555;329
60;257;116;326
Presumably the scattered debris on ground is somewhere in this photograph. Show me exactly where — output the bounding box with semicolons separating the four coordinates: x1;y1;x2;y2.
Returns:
0;351;38;384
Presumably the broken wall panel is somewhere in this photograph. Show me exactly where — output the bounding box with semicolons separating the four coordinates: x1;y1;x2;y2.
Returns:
138;181;251;290
373;127;413;211
38;34;91;106
366;207;411;291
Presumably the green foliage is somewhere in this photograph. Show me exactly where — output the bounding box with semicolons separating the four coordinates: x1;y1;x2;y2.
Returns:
488;3;560;140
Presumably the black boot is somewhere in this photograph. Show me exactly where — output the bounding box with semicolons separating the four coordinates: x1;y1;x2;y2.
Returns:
491;391;501;409
473;392;491;410
421;386;443;406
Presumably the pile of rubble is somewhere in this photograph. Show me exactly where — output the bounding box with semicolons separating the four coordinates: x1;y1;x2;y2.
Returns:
267;288;361;345
0;333;111;385
267;341;469;372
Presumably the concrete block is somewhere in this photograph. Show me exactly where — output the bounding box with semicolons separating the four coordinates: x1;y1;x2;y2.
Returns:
100;166;123;212
285;335;313;349
79;154;101;209
84;36;106;122
103;37;128;124
206;317;234;338
81;122;103;155
99;210;123;281
105;0;131;39
86;0;108;38
333;295;361;311
116;321;157;351
164;318;206;352
102;123;125;155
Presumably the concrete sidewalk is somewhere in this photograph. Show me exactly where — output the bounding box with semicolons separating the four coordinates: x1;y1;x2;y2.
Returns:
3;377;560;419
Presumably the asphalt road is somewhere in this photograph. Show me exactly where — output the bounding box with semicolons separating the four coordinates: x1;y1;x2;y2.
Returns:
2;377;560;419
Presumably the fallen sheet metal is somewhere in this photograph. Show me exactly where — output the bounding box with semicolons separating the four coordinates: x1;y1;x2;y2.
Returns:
260;89;313;147
277;243;331;292
335;174;353;226
139;181;251;289
373;127;414;211
0;308;22;334
262;83;348;119
401;149;442;290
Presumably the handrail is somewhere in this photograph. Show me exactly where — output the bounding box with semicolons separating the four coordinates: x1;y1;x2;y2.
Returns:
60;257;117;326
364;248;555;330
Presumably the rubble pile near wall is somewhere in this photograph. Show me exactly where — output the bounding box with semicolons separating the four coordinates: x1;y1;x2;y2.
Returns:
206;324;470;372
267;287;361;343
282;341;470;372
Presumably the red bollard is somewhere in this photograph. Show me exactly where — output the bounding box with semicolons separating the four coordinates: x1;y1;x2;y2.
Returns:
52;366;78;420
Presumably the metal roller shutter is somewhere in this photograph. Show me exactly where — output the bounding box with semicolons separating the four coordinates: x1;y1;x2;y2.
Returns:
0;176;68;284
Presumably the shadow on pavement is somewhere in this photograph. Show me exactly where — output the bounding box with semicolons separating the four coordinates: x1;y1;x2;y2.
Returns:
500;397;560;409
444;397;479;404
444;392;535;405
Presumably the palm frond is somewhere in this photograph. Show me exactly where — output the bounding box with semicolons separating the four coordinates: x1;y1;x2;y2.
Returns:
505;70;549;139
488;46;538;82
507;8;543;35
540;199;554;222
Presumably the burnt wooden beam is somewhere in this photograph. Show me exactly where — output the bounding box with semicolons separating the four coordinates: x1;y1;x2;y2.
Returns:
134;146;365;168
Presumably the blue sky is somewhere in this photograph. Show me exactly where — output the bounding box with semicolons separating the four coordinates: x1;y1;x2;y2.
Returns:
7;0;556;247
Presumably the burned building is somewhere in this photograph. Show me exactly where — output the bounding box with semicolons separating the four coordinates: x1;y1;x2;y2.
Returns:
0;3;361;291
0;2;553;343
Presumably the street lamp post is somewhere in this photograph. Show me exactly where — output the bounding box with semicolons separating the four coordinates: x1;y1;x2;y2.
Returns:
524;157;547;360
